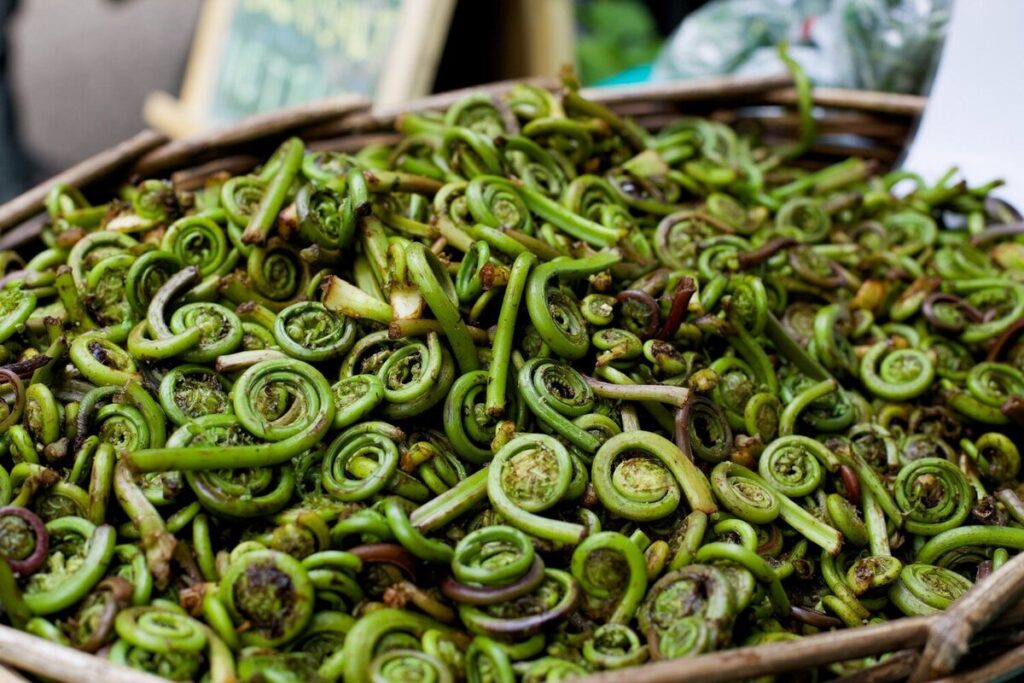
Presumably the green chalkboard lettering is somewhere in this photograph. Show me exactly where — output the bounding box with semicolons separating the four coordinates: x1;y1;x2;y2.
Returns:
210;0;402;123
144;0;455;136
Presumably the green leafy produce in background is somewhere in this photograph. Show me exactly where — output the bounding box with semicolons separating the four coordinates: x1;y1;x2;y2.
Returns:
576;0;663;85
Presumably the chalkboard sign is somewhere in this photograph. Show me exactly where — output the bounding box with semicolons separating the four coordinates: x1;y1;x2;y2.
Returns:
145;0;456;137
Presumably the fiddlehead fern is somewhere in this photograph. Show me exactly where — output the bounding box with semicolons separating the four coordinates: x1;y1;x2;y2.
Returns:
571;531;647;623
894;457;973;535
592;430;716;521
487;434;585;544
219;548;314;647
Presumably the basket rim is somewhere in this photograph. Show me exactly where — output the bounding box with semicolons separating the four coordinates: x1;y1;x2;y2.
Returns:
0;74;1020;683
0;73;925;242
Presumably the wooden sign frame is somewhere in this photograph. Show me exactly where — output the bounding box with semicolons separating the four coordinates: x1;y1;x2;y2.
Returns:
145;0;455;138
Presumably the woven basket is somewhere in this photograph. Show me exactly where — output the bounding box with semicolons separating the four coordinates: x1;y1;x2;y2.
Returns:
0;73;926;246
3;74;1023;683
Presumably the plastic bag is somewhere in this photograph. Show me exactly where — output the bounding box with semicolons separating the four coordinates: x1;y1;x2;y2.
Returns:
842;0;951;93
651;0;951;94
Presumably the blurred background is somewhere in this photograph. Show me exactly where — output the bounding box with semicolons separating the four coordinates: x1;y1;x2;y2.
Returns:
0;0;951;202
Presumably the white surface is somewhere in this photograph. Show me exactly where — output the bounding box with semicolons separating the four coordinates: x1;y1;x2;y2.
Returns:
902;0;1024;208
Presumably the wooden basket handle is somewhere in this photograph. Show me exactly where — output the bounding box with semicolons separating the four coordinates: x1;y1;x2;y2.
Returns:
0;664;29;683
910;550;1024;681
0;625;164;683
0;130;166;237
932;640;1024;683
577;553;1024;683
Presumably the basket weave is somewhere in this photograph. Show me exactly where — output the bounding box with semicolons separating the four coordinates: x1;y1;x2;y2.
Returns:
0;73;925;245
4;74;1022;683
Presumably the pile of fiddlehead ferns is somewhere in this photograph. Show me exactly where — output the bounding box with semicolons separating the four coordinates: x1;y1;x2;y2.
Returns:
1;69;1024;683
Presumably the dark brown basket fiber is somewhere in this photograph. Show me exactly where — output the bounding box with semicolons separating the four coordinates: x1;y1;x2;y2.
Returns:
4;74;1023;683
